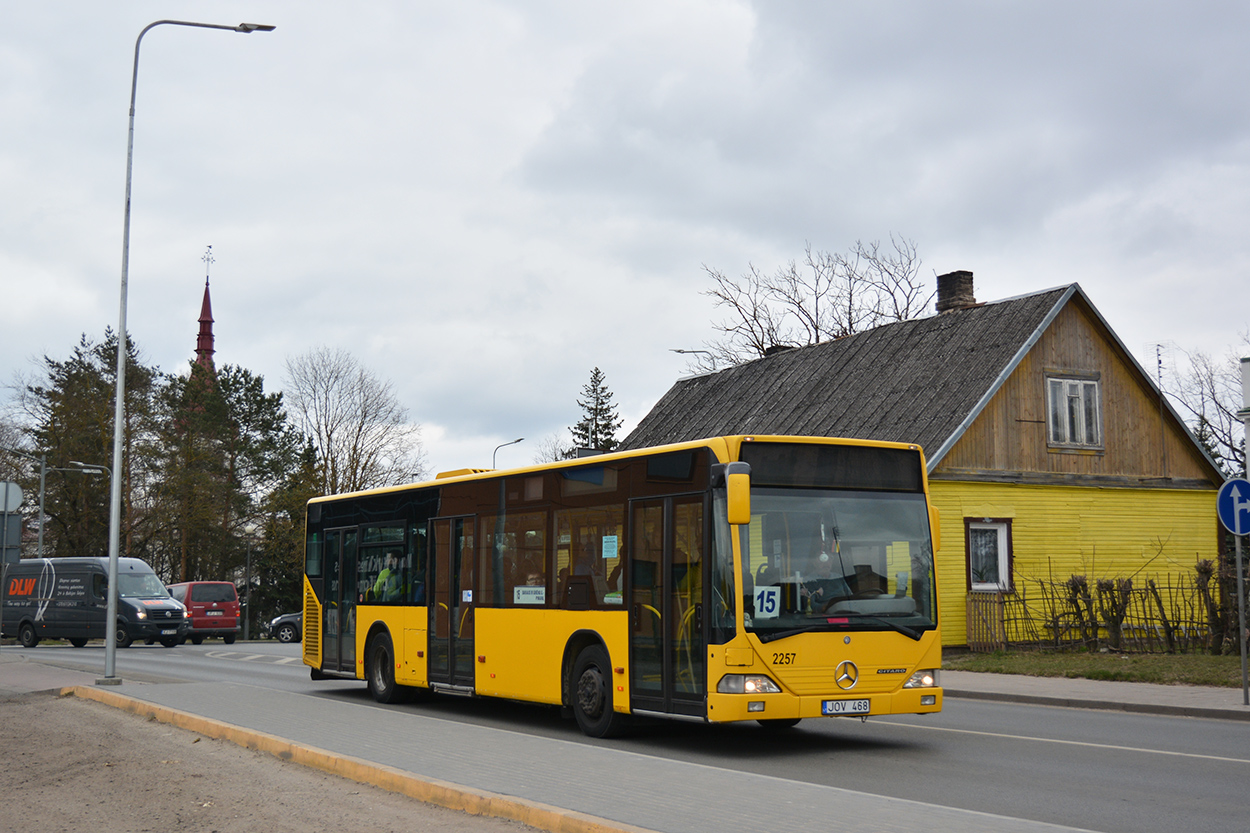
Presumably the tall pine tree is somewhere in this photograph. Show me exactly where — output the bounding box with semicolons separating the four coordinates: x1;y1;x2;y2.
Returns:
569;367;624;453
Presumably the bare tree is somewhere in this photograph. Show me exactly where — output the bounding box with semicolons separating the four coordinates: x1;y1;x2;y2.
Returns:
697;236;932;369
531;432;573;464
283;347;427;495
1165;334;1249;478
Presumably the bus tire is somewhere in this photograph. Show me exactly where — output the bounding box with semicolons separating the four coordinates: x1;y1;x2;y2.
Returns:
571;645;628;738
69;638;89;648
115;622;133;649
757;718;802;729
367;632;410;704
18;622;39;648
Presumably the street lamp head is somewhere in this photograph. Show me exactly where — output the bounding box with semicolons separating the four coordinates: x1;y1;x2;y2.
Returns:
236;23;276;33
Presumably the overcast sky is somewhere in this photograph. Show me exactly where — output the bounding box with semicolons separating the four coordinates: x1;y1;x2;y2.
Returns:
3;1;1248;476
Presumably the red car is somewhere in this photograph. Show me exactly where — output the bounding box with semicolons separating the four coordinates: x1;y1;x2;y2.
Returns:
167;581;240;644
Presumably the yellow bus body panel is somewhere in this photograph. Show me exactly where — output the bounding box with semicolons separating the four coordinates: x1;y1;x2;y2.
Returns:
302;575;322;669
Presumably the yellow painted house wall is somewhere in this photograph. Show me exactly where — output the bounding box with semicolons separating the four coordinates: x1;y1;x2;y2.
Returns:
929;481;1217;646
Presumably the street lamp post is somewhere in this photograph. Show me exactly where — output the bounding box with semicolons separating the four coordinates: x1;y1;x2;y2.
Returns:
493;438;525;468
102;19;275;684
242;524;258;641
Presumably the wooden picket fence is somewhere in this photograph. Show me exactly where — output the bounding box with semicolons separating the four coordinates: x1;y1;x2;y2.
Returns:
965;572;1220;653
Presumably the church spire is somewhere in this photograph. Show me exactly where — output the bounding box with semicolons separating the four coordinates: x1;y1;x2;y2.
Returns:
195;246;216;372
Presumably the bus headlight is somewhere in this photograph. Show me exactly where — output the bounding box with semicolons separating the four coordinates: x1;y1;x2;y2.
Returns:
903;669;938;688
717;674;782;694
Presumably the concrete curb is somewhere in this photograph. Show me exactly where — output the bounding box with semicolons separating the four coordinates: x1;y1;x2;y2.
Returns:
944;688;1250;722
63;685;656;833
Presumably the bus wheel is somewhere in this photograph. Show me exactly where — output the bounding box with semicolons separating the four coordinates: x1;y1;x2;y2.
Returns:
18;623;39;648
69;638;88;648
115;622;133;649
757;718;802;729
367;632;409;704
572;645;628;738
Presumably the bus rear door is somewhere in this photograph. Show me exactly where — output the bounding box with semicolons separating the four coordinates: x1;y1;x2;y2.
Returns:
428;516;475;692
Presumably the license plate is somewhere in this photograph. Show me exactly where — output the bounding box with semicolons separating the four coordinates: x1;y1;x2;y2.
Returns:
206;610;223;616
161;629;177;635
822;698;870;716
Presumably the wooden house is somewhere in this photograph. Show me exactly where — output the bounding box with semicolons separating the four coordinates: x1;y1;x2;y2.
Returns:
622;272;1224;646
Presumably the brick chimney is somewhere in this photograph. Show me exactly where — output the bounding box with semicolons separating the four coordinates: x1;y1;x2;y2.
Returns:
935;270;976;313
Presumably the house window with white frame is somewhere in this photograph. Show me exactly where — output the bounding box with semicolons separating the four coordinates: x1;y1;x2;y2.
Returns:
967;520;1011;592
1047;376;1101;448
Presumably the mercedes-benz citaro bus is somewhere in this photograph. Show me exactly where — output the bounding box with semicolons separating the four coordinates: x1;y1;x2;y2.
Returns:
301;436;942;737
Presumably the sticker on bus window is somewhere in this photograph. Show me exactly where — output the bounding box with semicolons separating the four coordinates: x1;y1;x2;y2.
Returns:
462;590;472;603
602;535;619;559
754;586;780;619
514;586;545;605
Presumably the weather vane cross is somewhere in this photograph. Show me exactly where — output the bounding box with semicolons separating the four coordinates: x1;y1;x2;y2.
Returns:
202;245;214;283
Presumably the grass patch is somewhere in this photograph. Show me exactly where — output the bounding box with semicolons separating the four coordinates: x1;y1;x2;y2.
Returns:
943;650;1246;688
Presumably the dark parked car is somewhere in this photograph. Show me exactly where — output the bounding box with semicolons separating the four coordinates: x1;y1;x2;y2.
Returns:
264;612;302;643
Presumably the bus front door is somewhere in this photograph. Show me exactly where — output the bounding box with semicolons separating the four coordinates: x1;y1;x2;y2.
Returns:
322;527;358;675
629;496;705;717
428;517;475;692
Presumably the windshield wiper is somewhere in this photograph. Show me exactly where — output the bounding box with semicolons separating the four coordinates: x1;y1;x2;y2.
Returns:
835;612;923;641
756;615;924;643
759;625;847;643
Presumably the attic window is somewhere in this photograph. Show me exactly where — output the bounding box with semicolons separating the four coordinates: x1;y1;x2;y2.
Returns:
1046;375;1102;448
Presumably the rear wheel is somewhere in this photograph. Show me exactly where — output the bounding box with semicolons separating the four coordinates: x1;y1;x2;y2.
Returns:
115;622;133;649
571;645;628;738
223;634;236;645
159;637;180;648
190;636;204;645
367;632;409;704
18;623;39;648
69;638;88;648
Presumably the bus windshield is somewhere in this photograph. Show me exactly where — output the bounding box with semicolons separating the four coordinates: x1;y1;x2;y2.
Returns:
743;487;936;638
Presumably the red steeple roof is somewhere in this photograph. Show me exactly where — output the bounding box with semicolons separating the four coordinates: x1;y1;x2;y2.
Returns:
195;277;215;371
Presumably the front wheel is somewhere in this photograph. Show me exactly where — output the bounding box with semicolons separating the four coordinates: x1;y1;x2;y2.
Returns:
69;638;88;648
18;622;39;648
276;623;298;643
159;637;180;648
757;718;802;729
115;622;133;649
367;632;410;704
571;645;628;738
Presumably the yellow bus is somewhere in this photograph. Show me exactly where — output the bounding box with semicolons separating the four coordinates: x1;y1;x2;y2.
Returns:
302;435;942;736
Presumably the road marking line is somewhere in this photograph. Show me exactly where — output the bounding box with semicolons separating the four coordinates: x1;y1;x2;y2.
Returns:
878;720;1250;764
275;657;302;665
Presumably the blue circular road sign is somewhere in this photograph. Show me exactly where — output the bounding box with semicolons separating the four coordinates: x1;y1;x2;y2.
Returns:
1217;478;1250;536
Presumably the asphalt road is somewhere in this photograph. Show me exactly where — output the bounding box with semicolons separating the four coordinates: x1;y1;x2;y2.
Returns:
9;640;1250;833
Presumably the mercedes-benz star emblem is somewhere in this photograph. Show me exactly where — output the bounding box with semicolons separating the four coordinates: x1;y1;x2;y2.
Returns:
834;660;859;690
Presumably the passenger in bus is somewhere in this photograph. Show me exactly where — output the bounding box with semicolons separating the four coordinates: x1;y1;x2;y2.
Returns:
373;552;403;602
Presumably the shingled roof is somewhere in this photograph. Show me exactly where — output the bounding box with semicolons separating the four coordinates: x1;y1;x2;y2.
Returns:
621;285;1075;468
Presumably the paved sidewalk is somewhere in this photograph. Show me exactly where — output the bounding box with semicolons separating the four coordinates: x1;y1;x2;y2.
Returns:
942;668;1250;721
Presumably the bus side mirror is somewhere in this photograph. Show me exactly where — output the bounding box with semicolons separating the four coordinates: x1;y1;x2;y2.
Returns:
928;505;941;552
725;462;751;526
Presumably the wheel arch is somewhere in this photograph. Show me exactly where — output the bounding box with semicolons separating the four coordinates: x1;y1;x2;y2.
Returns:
561;628;611;710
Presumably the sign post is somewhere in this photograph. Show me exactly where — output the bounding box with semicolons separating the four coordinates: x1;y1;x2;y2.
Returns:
1217;477;1250;705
